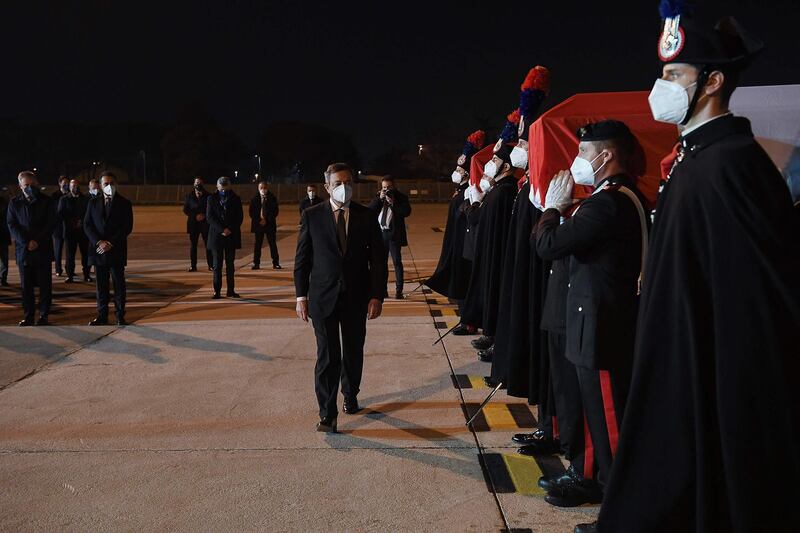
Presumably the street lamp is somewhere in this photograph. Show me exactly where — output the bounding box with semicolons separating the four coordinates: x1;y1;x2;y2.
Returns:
255;154;262;174
234;170;239;180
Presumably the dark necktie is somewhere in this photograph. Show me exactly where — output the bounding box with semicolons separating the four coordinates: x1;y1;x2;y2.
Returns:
104;196;111;217
380;204;389;228
336;209;347;254
261;197;267;220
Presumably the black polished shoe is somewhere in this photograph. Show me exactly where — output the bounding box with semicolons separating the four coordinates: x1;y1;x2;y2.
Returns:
251;264;260;270
471;335;494;350
117;317;128;326
0;279;9;287
55;271;63;277
84;276;93;283
482;376;506;388
211;293;221;300
226;292;241;298
188;266;197;272
538;464;581;492
545;477;603;507
316;417;337;433
574;522;598;533
89;316;109;326
273;264;282;270
477;346;494;362
208;267;213;272
452;323;476;336
343;398;361;414
395;291;404;300
512;428;547;445
64;277;75;284
18;319;34;327
518;438;562;456
35;316;49;326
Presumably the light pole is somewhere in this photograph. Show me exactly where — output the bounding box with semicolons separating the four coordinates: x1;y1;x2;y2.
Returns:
255;154;261;177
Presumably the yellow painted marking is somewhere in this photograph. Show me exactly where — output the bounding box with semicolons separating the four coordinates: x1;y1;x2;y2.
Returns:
440;308;458;316
483;404;518;430
467;376;488;389
502;453;546;495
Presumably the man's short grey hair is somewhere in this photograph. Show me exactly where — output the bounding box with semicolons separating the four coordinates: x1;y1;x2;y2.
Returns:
217;176;230;186
324;162;354;183
18;171;36;183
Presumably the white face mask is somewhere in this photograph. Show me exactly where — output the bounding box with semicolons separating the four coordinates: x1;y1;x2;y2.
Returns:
89;189;98;197
648;78;698;124
510;146;528;169
451;170;464;184
330;183;352;206
483;160;498;179
308;191;316;199
570;153;606;186
102;183;115;197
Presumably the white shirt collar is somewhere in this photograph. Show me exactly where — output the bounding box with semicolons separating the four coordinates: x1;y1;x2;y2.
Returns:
681;112;732;138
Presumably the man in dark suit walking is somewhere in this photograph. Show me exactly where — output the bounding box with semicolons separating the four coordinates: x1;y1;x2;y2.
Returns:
0;193;10;287
183;176;212;272
84;172;134;326
58;178;91;283
299;184;323;214
51;175;69;277
6;171;56;325
368;177;411;299
206;176;243;299
294;162;388;432
248;180;281;270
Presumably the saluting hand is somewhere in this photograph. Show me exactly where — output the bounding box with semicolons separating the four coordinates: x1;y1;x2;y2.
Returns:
544;170;574;213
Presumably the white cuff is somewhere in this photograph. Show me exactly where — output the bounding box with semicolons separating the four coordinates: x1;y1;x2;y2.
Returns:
296;296;308;302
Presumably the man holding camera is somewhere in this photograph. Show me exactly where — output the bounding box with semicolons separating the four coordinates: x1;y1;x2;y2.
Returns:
368;177;411;299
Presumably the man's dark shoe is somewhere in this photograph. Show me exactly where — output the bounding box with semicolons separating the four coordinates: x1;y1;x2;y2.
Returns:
89;316;109;326
483;376;506;388
227;292;241;298
395;291;404;300
64;277;75;284
55;271;63;277
273;264;282;270
518;439;562;456
251;264;260;270
35;316;49;326
212;293;222;299
477;346;494;362
1;279;9;287
316;417;337;433
343;397;361;414
538;464;581;492
208;267;213;271
471;335;494;350
18;319;34;327
545;477;603;507
188;266;197;272
117;317;128;326
84;276;93;283
512;428;547;445
574;522;598;533
452;323;476;336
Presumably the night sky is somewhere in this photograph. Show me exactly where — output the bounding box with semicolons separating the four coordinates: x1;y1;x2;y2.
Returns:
4;0;799;161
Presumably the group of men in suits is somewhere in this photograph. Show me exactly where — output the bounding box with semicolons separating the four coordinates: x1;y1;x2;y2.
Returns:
6;171;132;326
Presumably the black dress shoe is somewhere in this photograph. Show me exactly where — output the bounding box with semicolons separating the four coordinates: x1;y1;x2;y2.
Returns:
117;318;128;326
471;335;494;350
55;271;63;277
188;266;197;272
251;265;260;270
477;346;494;362
483;376;506;388
208;267;213;271
35;317;49;326
395;291;404;300
89;317;109;326
226;292;241;298
273;264;282;270
64;277;75;284
18;319;34;327
1;279;9;287
212;293;221;299
545;477;603;507
84;276;93;283
343;398;361;414
512;428;547;445
452;323;476;336
574;522;598;533
538;464;581;492
518;439;562;456
316;417;337;433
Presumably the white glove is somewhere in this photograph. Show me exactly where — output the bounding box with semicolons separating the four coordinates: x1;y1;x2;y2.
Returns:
544;170;574;213
464;186;472;202
469;185;486;205
528;184;544;212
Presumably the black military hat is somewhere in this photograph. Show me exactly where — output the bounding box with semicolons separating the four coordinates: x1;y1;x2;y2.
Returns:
658;1;763;69
576;120;633;142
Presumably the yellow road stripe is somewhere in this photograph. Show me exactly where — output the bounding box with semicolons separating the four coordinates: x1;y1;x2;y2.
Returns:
467;376;488;389
502;453;546;495
440;308;458;316
483;404;518;430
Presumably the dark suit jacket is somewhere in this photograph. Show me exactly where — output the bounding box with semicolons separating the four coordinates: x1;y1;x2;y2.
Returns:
206;191;243;250
58;193;90;240
84;193;134;267
51;189;66;238
7;192;56;266
294;201;388;319
368;190;411;246
299;196;323;215
183;189;210;234
0;196;10;246
534;174;646;370
248;192;279;233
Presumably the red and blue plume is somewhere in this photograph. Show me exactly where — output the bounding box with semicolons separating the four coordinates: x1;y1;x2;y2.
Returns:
519;66;550;120
659;0;693;18
499;109;521;142
462;130;486;157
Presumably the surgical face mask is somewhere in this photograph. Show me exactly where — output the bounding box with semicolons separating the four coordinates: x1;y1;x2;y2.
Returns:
89;188;98;197
570;152;606;186
510;145;528;169
23;185;34;197
648;78;698;124
330;183;352;205
259;189;268;197
451;170;463;184
70;186;79;195
308;191;316;200
218;189;228;197
483;160;498;179
61;183;69;193
102;183;115;197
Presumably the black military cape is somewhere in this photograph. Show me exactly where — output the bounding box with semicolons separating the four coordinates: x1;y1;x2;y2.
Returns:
425;182;470;299
461;177;518;334
598;116;800;532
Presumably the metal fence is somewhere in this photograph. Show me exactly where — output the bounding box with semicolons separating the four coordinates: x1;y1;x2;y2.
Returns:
116;181;457;205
